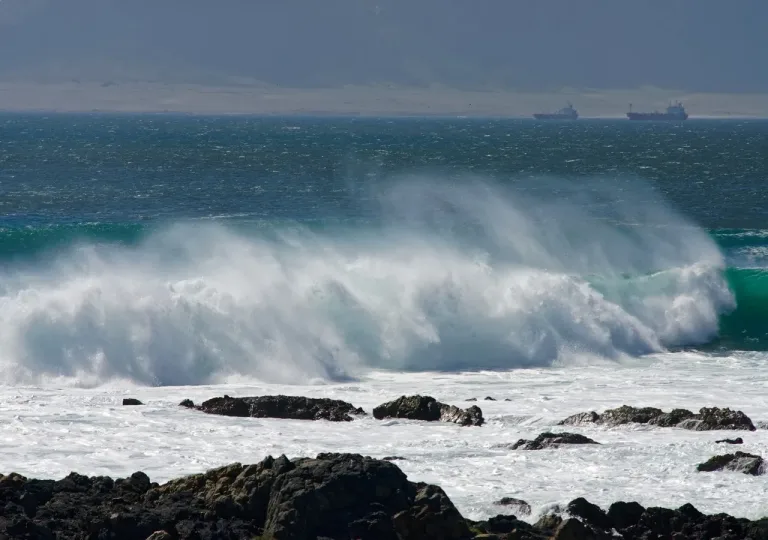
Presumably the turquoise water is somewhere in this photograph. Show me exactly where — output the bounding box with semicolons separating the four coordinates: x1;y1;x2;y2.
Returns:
0;114;766;385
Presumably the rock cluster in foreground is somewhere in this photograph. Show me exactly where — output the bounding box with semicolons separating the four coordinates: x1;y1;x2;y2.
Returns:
1;453;767;540
372;395;485;426
559;405;756;431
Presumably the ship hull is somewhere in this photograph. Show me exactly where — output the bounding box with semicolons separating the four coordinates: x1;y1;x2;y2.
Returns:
627;112;688;121
533;113;578;120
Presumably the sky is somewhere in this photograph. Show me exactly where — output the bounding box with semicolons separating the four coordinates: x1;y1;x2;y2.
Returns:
0;0;766;93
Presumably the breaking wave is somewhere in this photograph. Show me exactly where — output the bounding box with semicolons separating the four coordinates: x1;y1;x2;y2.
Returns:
0;176;746;386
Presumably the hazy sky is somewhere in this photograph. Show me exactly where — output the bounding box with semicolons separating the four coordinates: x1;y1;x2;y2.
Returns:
0;0;765;92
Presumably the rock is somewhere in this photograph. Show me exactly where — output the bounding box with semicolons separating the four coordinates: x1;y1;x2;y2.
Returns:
511;432;599;450
600;405;663;426
392;483;471;540
566;497;612;529
558;411;600;426
0;453;478;540
373;395;484;426
504;398;512;401
484;396;496;401
470;514;538;536
382;456;407;461
678;407;756;431
197;394;365;422
697;452;764;475
607;501;645;529
466;397;477;401
179;399;195;408
2;456;767;540
715;437;743;444
122;398;143;406
558;405;755;431
493;497;531;515
647;408;695;427
145;532;172;540
552;518;596;540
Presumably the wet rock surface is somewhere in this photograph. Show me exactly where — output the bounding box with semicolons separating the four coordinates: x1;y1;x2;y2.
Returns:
493;497;531;515
559;405;756;431
122;398;143;406
373;395;484;426
0;455;767;539
510;432;600;450
697;452;765;475
188;394;365;422
716;437;744;444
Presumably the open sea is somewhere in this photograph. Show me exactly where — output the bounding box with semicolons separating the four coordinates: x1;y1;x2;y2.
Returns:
0;114;767;520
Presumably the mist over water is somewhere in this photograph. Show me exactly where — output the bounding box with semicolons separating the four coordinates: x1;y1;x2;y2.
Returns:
0;175;735;387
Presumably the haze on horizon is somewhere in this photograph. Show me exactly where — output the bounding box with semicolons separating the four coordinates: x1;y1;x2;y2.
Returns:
0;0;765;93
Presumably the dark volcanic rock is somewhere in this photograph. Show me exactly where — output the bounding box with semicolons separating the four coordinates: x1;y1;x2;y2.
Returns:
382;456;407;461
678;407;756;431
511;432;599;450
196;394;365;422
600;405;663;426
647;408;696;427
697;452;765;475
558;405;756;431
373;395;484;426
179;399;195;408
566;497;611;529
716;437;744;444
484;396;496;401
122;398;143;406
558;411;600;426
1;462;766;540
607;501;645;529
494;497;531;515
0;454;473;540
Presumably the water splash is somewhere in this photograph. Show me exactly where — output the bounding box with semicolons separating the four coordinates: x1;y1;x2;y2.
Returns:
0;176;734;386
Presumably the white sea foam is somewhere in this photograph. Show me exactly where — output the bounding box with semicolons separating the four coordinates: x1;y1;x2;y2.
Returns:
0;352;766;521
0;176;733;387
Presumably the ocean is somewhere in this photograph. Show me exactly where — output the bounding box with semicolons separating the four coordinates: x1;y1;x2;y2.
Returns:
0;114;767;520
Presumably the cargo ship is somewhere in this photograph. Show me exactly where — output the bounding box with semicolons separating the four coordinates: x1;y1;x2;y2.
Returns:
533;102;578;120
627;102;688;121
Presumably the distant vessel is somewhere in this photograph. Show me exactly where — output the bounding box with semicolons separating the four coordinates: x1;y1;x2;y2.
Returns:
627;102;688;121
533;102;579;120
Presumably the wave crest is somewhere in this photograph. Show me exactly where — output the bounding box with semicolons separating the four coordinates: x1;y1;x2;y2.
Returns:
0;176;734;386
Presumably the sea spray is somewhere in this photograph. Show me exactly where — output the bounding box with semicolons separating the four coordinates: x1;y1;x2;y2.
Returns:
0;176;734;387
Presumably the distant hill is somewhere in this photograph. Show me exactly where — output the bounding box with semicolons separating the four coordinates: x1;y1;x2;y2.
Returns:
0;0;766;93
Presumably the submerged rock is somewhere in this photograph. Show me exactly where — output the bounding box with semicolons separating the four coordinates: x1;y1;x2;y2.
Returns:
122;398;143;406
178;399;195;408
559;405;755;431
373;395;484;426
715;437;744;444
697;452;765;475
511;432;599;450
493;497;531;515
195;394;365;422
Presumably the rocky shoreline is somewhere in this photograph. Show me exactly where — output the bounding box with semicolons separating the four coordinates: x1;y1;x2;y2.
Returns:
1;394;761;538
1;452;767;540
